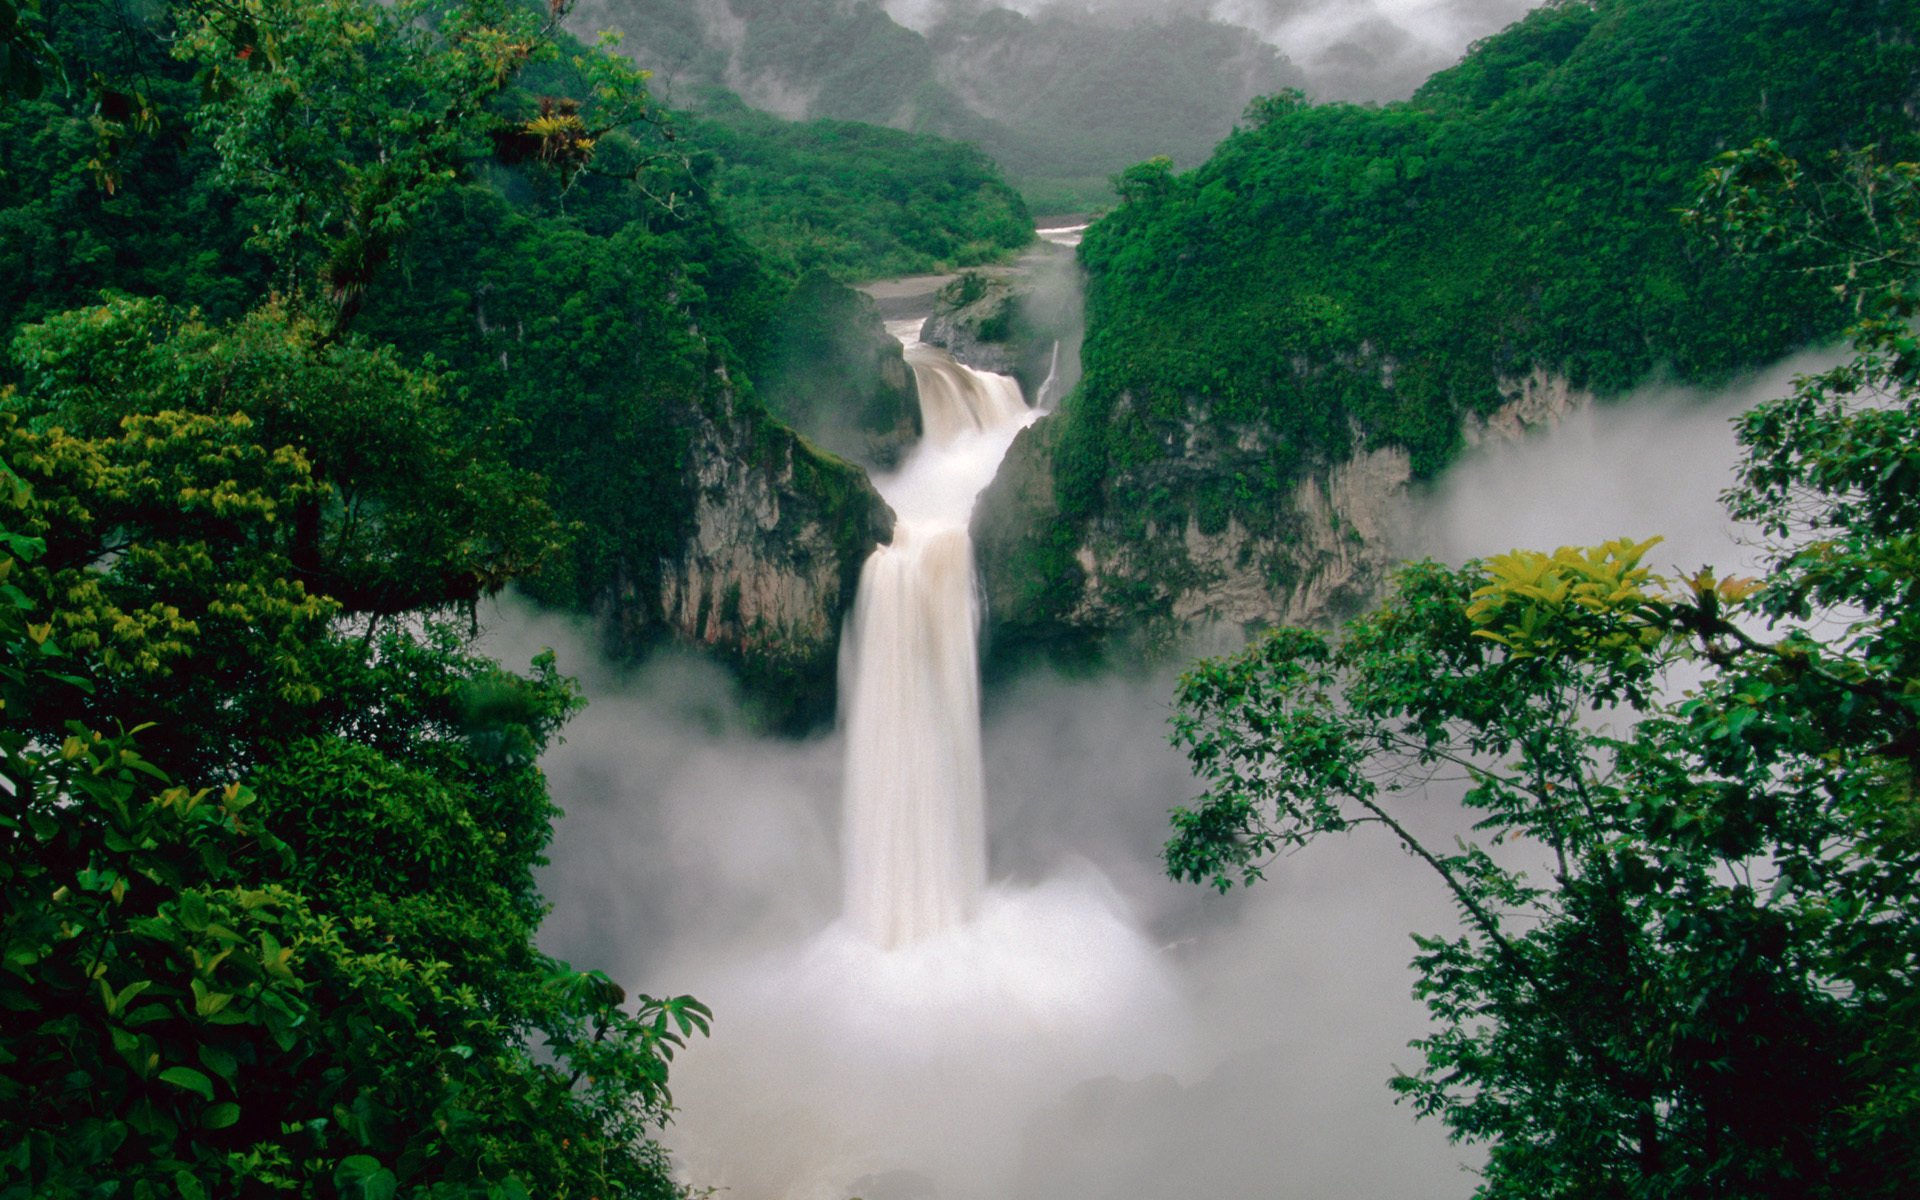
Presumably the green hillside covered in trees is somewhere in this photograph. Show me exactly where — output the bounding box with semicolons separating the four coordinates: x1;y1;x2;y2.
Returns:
995;0;1920;642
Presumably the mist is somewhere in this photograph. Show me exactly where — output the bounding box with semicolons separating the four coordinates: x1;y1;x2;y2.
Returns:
1409;347;1843;577
485;346;1831;1199
883;0;1543;101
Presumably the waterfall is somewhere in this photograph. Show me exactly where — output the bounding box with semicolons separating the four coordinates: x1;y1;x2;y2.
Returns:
1036;340;1064;410
840;335;1035;948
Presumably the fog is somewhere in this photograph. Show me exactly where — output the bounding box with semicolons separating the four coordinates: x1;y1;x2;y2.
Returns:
1411;348;1843;577
485;347;1832;1199
489;604;1465;1199
883;0;1543;100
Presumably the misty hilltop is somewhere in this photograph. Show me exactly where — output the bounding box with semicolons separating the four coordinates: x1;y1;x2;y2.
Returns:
564;0;1310;207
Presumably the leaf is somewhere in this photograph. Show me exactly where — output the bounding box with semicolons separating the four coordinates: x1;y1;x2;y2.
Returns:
177;890;211;933
191;979;234;1017
201;1101;241;1130
198;1043;239;1086
158;1065;214;1101
334;1155;398;1200
102;978;152;1017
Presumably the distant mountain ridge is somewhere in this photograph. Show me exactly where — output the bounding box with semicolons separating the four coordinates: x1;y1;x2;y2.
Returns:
567;0;1302;206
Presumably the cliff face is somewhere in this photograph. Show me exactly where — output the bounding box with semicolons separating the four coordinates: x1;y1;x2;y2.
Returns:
973;371;1589;660
918;254;1084;401
642;386;894;726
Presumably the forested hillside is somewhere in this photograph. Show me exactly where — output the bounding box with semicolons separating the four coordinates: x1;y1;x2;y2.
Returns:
977;0;1920;659
0;0;1030;695
680;96;1032;279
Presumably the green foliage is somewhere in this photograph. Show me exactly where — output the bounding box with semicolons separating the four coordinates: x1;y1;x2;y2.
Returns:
685;99;1033;280
1;3;719;1193
0;0;907;632
1055;0;1919;597
355;180;724;612
0;0;59;100
173;0;648;330
1164;149;1920;1198
752;268;918;464
12;295;561;618
0;3;263;335
0;435;706;1195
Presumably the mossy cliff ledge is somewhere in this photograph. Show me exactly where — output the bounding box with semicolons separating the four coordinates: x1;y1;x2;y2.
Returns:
972;371;1589;658
760;271;921;469
647;389;894;723
978;0;1920;662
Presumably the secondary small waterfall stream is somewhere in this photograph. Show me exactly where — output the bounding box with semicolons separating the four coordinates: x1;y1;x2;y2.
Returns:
840;331;1036;947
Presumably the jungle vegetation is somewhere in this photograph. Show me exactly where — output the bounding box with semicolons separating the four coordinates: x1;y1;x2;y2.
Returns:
0;0;1019;1190
1167;143;1920;1198
1052;0;1920;565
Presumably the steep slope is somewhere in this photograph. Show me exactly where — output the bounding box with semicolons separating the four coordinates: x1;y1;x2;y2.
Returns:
680;97;1034;279
974;0;1920;660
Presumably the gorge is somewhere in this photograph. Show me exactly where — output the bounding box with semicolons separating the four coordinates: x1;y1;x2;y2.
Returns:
516;325;1828;1199
6;0;1916;1196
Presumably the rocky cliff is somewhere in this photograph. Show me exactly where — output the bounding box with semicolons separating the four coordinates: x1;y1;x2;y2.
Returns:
645;386;894;727
758;270;920;469
918;247;1084;401
973;370;1590;664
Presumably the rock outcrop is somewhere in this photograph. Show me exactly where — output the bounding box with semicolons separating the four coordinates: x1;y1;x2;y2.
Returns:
973;369;1588;662
759;271;921;469
917;258;1081;400
919;270;1025;376
639;388;893;727
1467;367;1590;447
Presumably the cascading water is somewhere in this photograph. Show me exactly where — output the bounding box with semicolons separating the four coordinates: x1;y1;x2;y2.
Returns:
620;323;1190;1198
840;331;1036;947
518;248;1802;1199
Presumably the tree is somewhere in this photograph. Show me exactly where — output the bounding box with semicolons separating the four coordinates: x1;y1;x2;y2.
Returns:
1164;149;1920;1198
172;0;661;329
0;4;713;1190
0;291;712;1197
0;333;708;1196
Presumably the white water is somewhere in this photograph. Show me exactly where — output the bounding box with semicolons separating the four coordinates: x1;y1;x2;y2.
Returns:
1036;222;1088;248
840;334;1033;947
628;328;1192;1199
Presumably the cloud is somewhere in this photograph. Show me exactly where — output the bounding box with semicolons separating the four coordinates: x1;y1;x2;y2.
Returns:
1408;348;1842;578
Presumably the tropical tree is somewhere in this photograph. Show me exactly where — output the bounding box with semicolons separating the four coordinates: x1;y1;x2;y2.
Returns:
0;308;710;1197
0;2;712;1194
1164;148;1920;1198
172;0;662;329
